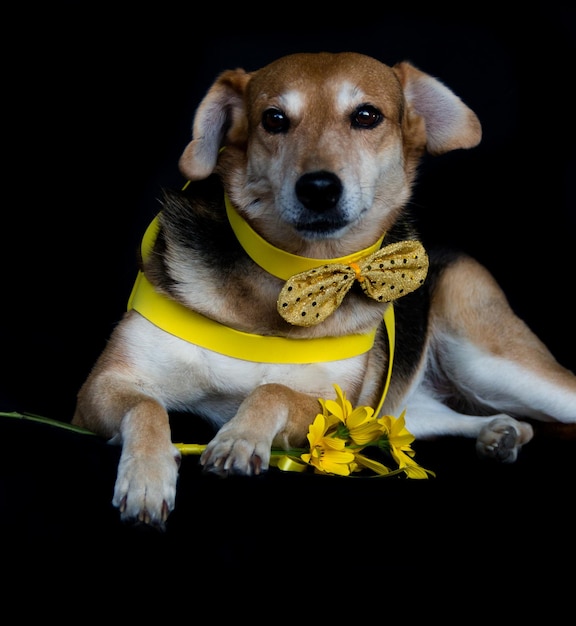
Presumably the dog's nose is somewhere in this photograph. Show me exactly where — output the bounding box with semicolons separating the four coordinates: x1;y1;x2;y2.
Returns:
295;171;342;212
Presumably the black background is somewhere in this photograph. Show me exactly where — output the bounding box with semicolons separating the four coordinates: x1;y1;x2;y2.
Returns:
2;3;575;606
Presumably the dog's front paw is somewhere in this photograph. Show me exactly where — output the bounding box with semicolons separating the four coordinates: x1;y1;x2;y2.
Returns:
200;431;272;477
112;445;181;530
476;417;534;463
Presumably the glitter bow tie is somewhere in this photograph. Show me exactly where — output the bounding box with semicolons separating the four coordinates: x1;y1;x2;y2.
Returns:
277;240;428;326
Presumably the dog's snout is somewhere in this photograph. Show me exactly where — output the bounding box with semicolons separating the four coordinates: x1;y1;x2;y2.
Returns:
295;171;342;212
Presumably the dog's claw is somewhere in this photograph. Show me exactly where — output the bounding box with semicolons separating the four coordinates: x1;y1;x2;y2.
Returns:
201;439;268;477
250;455;263;475
138;509;151;525
200;433;270;477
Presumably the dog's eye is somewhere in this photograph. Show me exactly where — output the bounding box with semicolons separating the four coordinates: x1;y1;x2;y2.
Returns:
261;108;290;134
351;105;383;129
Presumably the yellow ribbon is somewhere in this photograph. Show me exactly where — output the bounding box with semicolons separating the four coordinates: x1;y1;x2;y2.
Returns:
224;193;385;280
277;241;428;326
129;269;379;363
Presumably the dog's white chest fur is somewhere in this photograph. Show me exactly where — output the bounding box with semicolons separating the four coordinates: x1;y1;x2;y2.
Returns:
122;314;367;428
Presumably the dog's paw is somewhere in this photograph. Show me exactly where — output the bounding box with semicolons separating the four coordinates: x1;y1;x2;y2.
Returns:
200;432;271;477
476;417;534;463
112;445;181;530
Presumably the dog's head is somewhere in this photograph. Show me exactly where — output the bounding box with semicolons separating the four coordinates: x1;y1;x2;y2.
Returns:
179;52;481;255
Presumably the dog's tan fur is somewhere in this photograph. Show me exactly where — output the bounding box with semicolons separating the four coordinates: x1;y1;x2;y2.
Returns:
73;52;576;529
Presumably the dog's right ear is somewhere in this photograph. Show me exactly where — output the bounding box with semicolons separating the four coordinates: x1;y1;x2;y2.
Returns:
179;68;251;181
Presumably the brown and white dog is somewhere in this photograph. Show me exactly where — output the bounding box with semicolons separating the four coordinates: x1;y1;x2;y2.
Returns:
73;52;576;529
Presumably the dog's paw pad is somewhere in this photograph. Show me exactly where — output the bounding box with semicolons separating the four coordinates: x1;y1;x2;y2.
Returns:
476;417;534;463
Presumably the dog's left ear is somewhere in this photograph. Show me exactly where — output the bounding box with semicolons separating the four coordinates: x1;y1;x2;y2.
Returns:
179;68;251;180
393;61;482;155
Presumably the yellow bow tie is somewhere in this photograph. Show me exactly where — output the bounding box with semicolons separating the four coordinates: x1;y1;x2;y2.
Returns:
277;240;428;326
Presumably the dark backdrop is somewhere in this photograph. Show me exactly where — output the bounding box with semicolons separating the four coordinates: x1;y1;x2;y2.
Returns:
2;3;575;607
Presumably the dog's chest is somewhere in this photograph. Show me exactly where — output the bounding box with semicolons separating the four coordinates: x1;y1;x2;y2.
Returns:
123;313;368;425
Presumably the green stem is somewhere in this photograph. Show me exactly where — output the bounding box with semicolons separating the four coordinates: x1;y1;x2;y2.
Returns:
0;411;98;436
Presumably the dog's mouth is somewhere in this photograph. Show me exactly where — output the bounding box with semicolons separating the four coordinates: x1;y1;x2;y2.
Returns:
295;215;350;237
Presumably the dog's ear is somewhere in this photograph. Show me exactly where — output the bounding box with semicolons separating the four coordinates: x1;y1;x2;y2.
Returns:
393;61;482;155
179;68;251;180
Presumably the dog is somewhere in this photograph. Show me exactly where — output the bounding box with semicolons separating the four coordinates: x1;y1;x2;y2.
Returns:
73;51;576;529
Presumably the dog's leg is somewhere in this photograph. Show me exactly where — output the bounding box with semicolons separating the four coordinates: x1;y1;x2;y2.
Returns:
200;383;319;476
411;253;576;461
110;400;181;529
404;389;535;462
74;375;181;530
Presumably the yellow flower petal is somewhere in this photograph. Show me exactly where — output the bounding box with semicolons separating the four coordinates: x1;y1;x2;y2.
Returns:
347;419;384;446
353;453;392;475
323;399;346;421
306;413;329;447
322;436;348;451
319;450;356;476
346;406;375;428
392;447;436;479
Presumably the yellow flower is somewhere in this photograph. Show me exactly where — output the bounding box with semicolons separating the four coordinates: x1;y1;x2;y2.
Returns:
320;384;383;446
392;449;435;479
378;410;415;450
378;410;436;479
301;413;356;476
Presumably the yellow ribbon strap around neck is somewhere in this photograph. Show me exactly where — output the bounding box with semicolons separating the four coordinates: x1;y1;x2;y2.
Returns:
277;241;428;326
224;193;385;280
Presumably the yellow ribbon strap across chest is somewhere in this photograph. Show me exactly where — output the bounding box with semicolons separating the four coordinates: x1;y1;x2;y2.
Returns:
277;240;428;326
